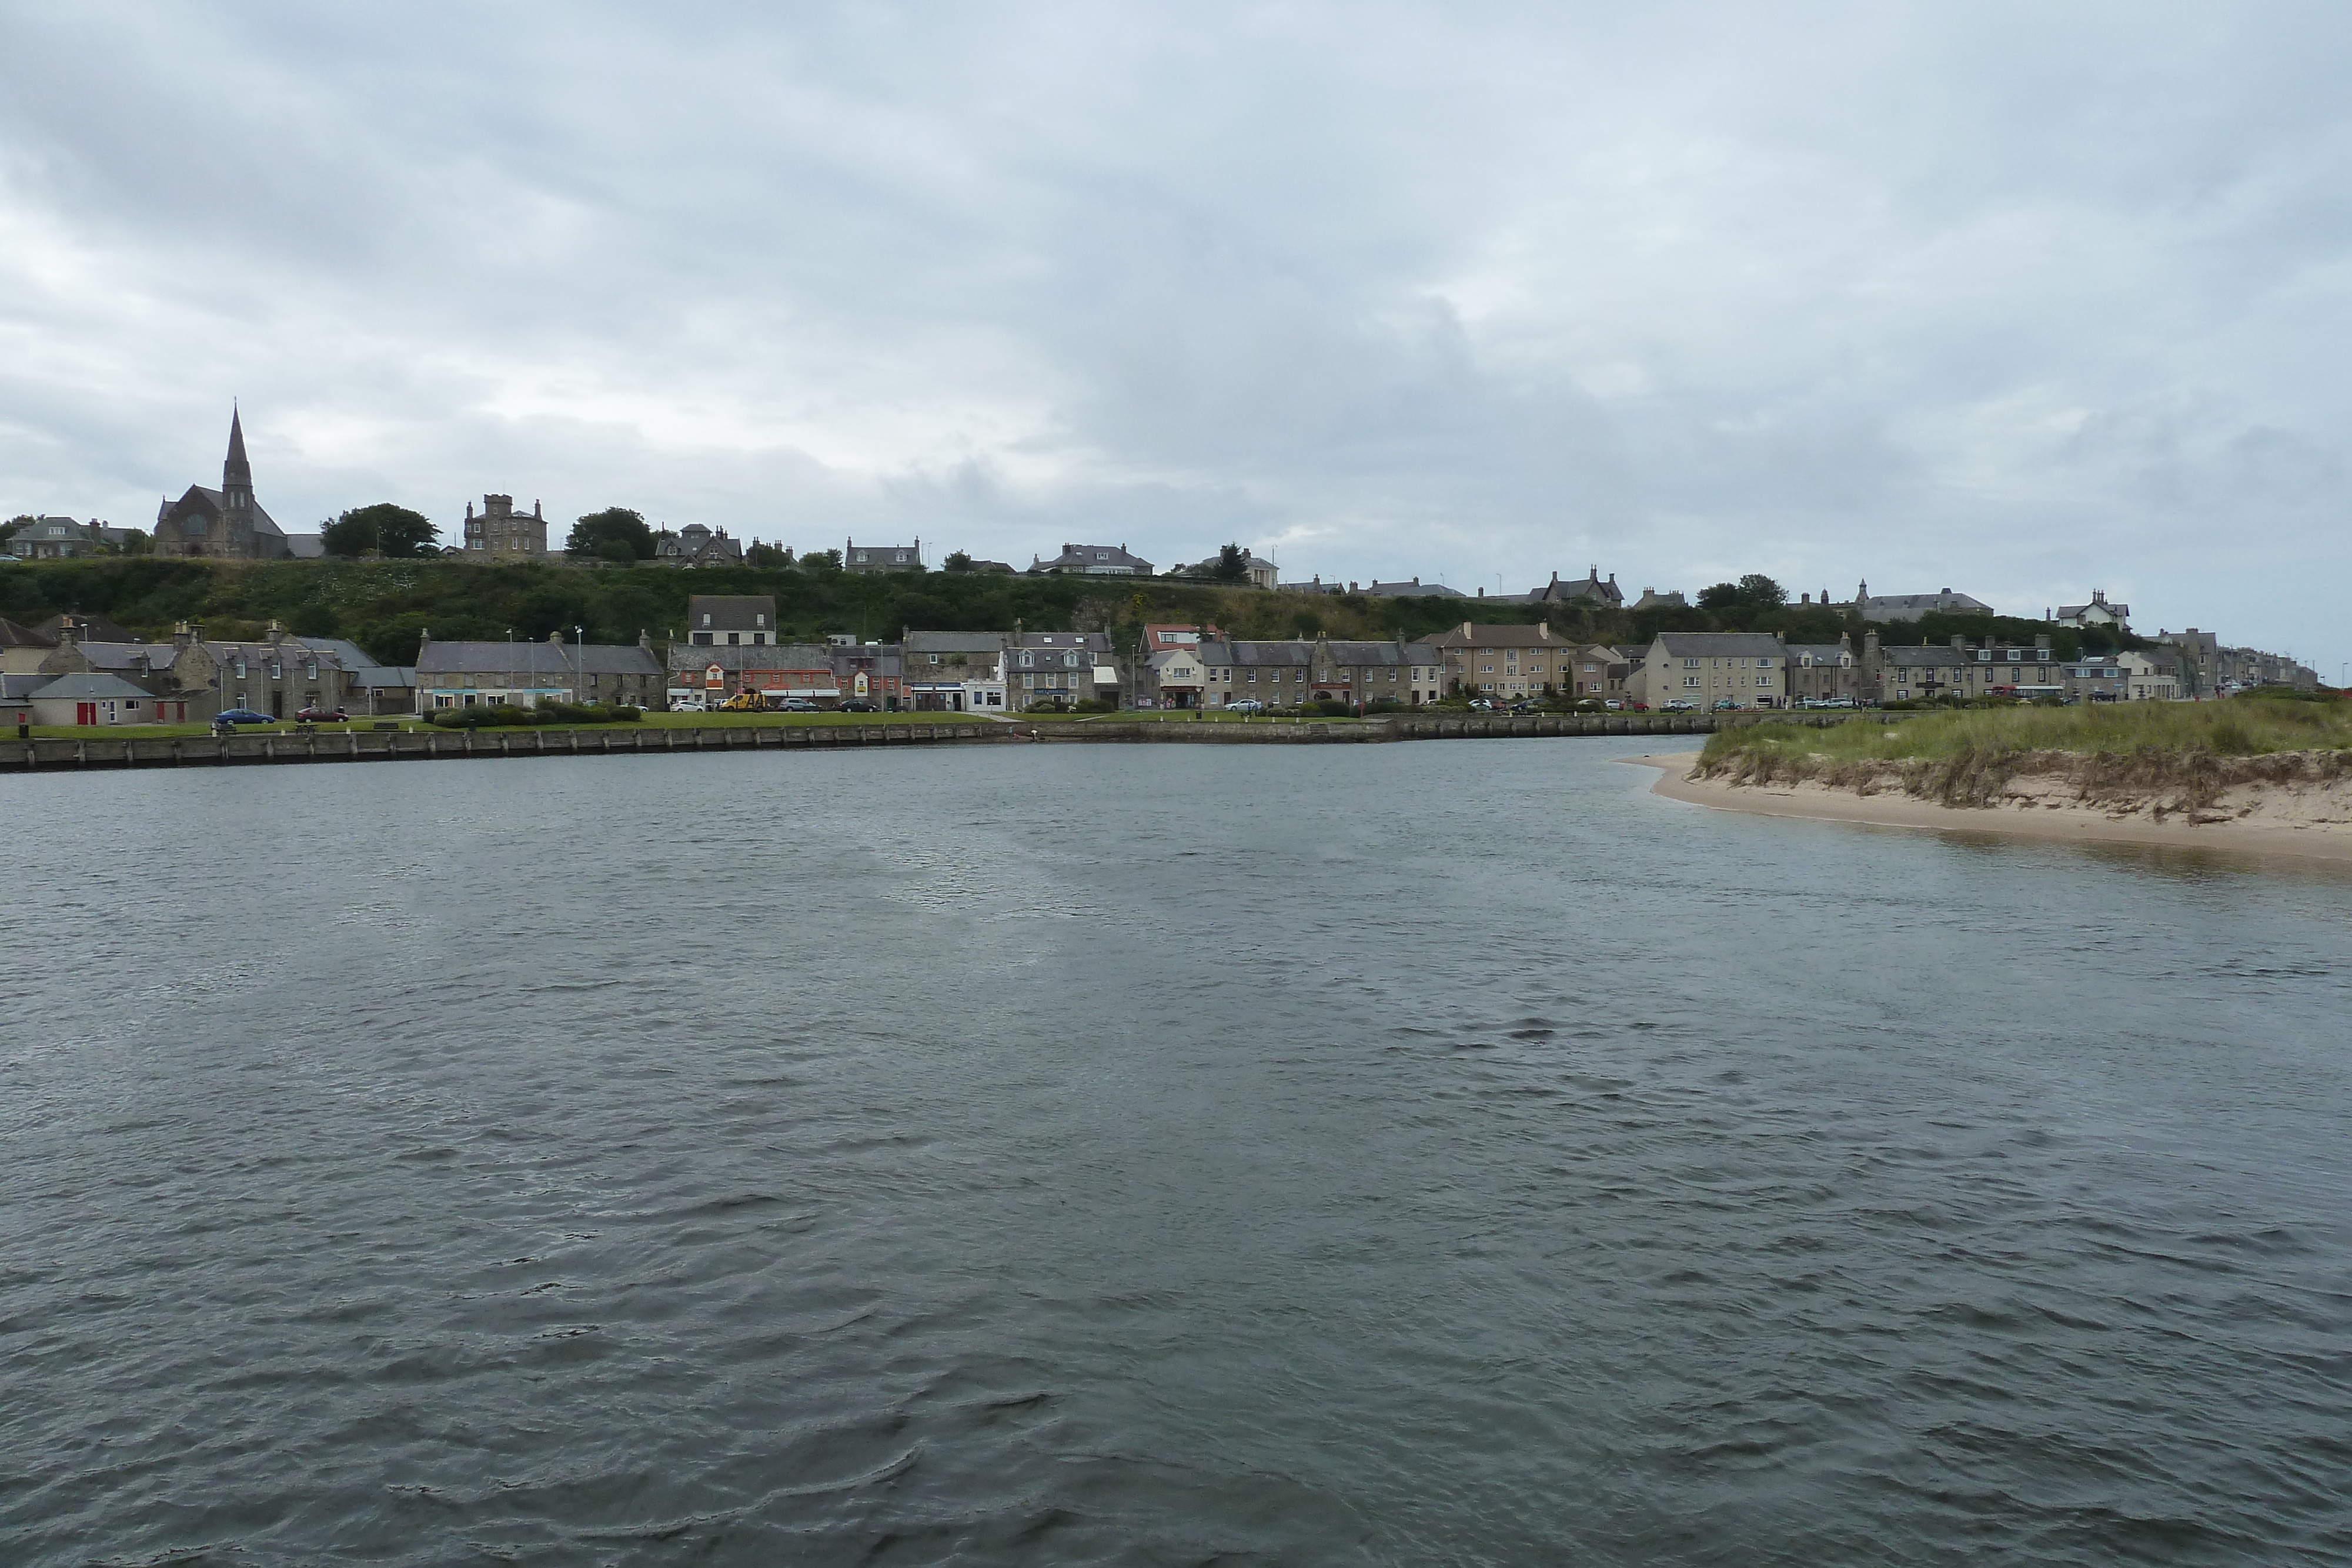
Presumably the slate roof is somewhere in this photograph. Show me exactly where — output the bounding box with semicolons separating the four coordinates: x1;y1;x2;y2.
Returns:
171;484;287;540
903;631;1008;656
1655;633;1787;658
687;595;777;634
1528;569;1623;607
284;533;325;559
1857;589;1992;620
1785;643;1853;664
1419;623;1567;650
30;671;153;701
54;641;185;674
1034;543;1153;574
1195;641;1309;667
35;613;141;643
1010;631;1114;652
0;617;58;649
1361;579;1467;598
419;641;662;677
669;641;836;674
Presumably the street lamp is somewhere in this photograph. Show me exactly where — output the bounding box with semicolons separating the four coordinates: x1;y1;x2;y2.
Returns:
574;626;585;704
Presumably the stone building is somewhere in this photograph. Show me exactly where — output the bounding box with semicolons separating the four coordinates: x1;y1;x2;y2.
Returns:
1783;637;1862;704
1030;543;1152;576
462;495;547;559
8;516;133;559
668;643;841;707
1194;636;1445;708
1862;634;2062;704
1526;568;1623;610
417;631;663;710
652;523;744;567
904;631;1010;711
681;595;779;647
1004;630;1118;708
153;409;292;560
1638;632;1788;710
31;619;353;721
844;538;923;573
1418;622;1574;698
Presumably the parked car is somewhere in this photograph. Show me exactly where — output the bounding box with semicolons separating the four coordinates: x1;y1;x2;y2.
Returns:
1467;698;1496;711
215;708;274;725
1226;698;1265;714
778;697;820;712
295;707;349;723
1661;698;1698;713
840;699;880;713
1712;698;1742;710
670;698;708;713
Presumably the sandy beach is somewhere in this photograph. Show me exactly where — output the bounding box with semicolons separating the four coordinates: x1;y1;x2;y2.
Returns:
1621;753;2352;865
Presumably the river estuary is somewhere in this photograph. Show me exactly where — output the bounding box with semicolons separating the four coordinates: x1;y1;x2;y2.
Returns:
4;738;2348;1564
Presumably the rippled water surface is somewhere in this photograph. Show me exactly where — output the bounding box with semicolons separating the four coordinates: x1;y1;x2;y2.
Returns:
5;739;2350;1565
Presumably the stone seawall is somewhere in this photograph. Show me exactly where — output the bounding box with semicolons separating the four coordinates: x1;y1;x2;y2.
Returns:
0;710;1870;772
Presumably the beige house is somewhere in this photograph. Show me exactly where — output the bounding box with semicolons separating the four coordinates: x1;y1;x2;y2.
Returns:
1641;633;1787;710
1418;621;1576;697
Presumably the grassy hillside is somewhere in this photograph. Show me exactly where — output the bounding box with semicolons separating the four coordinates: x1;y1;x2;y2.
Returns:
0;558;1575;667
1;557;2112;671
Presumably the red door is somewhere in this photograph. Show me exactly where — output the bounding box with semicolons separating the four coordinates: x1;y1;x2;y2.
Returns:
76;703;95;726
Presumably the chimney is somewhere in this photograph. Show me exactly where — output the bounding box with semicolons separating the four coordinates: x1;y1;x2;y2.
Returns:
639;628;654;653
173;620;195;651
419;628;430;647
1476;586;1485;597
1951;635;1966;651
2034;634;2051;651
1864;630;1880;658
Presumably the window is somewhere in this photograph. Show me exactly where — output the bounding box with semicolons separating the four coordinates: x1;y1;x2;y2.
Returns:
756;614;766;628
1064;653;1081;668
930;653;941;664
727;633;740;646
701;614;711;627
1683;676;1701;688
1683;658;1699;669
854;551;868;563
1019;652;1033;668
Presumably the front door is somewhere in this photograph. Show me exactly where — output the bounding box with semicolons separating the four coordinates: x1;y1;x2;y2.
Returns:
76;702;95;725
270;691;284;718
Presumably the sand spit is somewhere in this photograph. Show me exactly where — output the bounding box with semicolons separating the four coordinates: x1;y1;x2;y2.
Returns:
1622;750;2352;865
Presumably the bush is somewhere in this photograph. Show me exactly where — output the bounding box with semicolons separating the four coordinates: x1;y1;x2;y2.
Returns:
1070;696;1118;713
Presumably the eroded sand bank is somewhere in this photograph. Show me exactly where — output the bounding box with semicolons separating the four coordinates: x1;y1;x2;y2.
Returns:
1621;754;2352;865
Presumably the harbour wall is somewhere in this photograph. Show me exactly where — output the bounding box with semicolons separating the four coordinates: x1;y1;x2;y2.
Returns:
0;710;1870;771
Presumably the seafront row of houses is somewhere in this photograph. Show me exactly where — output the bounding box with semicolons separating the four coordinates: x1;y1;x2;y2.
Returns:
4;413;2319;724
0;594;2230;728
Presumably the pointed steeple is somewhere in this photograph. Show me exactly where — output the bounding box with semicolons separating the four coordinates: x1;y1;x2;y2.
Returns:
223;404;252;512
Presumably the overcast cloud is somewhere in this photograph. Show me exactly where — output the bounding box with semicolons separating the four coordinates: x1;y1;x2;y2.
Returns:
4;1;2348;667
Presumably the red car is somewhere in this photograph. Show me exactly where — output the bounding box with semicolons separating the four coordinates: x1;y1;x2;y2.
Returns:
296;707;350;723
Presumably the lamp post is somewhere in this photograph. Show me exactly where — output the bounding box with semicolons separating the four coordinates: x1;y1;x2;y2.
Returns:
506;628;514;708
574;626;584;703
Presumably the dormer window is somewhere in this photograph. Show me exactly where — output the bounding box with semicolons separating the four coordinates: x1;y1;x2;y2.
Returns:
755;614;766;627
701;614;711;627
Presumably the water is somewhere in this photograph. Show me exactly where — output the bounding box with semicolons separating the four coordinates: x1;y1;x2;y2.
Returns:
4;739;2349;1565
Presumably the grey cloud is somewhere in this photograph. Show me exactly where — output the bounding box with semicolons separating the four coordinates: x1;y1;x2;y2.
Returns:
2;0;2349;665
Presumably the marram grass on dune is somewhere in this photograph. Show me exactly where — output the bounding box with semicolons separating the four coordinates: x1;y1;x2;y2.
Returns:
1696;694;2352;810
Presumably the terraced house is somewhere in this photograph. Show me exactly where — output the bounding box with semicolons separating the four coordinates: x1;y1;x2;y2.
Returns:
1418;622;1574;697
1863;634;2062;704
1195;636;1445;708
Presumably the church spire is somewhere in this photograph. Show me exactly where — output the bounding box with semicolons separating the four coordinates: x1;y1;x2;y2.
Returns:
223;404;252;510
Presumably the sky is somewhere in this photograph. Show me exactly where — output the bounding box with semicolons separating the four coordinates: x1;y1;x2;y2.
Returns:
3;1;2348;672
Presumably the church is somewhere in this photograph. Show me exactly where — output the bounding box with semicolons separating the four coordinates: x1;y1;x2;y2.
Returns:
153;409;292;560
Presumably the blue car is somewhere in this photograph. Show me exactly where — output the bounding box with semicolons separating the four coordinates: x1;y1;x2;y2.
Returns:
215;708;275;725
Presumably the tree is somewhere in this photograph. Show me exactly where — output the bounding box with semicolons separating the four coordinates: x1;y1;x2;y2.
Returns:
1;514;32;549
1696;582;1743;611
944;550;974;573
1211;543;1250;583
1737;573;1788;609
800;548;843;574
325;503;438;558
746;541;794;570
566;507;655;561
